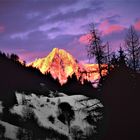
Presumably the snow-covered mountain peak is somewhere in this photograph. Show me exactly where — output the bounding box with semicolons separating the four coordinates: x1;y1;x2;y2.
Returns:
28;48;108;85
28;48;80;84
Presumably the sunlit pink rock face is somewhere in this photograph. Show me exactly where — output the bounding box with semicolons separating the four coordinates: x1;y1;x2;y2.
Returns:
28;48;108;85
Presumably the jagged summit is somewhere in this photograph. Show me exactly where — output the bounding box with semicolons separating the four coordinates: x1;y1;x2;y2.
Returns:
28;48;107;85
29;48;80;84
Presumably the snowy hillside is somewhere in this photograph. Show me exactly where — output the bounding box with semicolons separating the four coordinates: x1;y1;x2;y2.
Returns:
1;91;103;140
0;120;19;140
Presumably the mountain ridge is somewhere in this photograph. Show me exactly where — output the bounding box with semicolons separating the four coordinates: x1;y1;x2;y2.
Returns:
28;48;79;84
28;48;108;85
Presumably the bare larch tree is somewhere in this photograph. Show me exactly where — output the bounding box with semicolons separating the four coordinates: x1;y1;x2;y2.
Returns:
87;24;106;79
125;25;140;71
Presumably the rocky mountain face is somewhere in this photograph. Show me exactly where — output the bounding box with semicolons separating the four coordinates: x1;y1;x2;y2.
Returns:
29;48;107;85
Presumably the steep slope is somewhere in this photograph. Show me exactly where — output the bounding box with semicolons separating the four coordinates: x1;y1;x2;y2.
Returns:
0;120;19;140
29;48;108;85
101;66;140;140
0;52;62;107
10;92;103;139
29;48;79;85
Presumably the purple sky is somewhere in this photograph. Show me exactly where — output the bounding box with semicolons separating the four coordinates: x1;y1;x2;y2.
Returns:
0;0;140;63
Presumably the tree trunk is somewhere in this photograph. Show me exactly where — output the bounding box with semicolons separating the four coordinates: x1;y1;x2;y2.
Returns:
98;63;102;79
68;123;70;134
132;46;136;71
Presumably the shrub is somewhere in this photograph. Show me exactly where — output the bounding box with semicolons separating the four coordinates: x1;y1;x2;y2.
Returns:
22;106;35;121
48;115;55;124
51;101;55;105
40;104;44;107
46;98;50;102
84;127;96;140
17;128;33;140
0;124;5;138
57;102;75;133
71;125;83;140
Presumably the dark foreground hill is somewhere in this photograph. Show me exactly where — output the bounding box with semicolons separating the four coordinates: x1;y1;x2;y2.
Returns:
0;52;97;108
59;73;98;98
0;52;103;140
101;65;140;140
0;53;60;107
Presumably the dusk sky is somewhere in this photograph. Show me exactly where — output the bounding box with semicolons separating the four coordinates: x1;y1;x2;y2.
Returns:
0;0;140;63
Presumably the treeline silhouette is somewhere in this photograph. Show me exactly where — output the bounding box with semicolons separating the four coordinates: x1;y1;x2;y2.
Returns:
86;24;140;82
0;51;61;108
0;51;95;140
98;48;140;140
59;73;98;98
0;51;98;107
1;48;140;140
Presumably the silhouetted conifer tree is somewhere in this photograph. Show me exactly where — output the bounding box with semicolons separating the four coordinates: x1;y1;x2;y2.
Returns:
58;102;75;134
10;53;19;62
86;23;106;79
125;25;140;71
118;46;127;66
110;53;118;68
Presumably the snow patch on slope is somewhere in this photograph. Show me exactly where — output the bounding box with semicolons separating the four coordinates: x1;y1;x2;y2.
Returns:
10;92;103;137
0;101;3;113
0;120;19;140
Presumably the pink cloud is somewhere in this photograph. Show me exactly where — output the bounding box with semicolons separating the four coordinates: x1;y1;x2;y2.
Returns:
79;33;92;44
79;20;125;43
99;20;124;35
99;20;110;30
134;20;140;31
103;24;124;35
0;25;5;33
